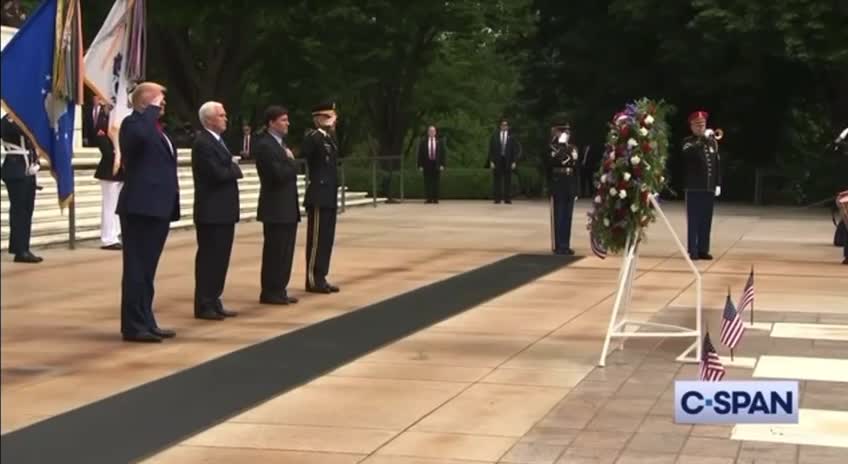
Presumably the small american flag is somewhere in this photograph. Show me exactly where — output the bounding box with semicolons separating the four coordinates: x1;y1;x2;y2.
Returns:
738;267;754;312
699;332;725;381
720;294;745;350
590;232;607;259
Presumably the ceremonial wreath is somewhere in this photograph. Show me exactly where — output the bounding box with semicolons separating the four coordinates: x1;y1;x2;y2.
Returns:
588;98;671;255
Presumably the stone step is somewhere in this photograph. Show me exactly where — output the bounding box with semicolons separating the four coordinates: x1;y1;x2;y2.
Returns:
2;188;362;227
19;197;384;248
1;190;370;238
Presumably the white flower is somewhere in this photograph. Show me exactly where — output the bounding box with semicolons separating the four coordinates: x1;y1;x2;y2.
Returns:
609;187;618;196
639;127;649;136
609;152;616;160
630;156;641;165
623;172;632;181
594;195;602;204
600;174;608;183
627;138;638;148
603;218;611;227
644;115;654;125
619;190;627;199
631;204;639;212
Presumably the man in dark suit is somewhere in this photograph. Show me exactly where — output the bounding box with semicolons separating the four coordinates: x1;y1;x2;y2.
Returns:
1;114;42;263
191;101;243;320
116;82;179;343
255;105;301;304
683;110;722;261
488;118;521;204
302;101;340;294
417;125;446;203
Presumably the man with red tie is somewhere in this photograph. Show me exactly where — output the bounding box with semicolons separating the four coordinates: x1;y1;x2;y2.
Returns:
417;125;446;203
116;82;180;342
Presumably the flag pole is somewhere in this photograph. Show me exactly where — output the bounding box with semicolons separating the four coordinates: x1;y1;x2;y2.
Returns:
750;265;754;325
727;286;734;361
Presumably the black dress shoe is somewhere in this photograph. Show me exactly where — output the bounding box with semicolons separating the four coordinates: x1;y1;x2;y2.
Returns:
123;332;162;343
286;296;299;304
216;308;238;317
699;253;714;260
326;283;340;293
505;200;512;204
151;327;176;338
13;252;43;263
842;258;848;265
260;295;289;305
101;243;122;250
195;310;225;320
306;285;332;294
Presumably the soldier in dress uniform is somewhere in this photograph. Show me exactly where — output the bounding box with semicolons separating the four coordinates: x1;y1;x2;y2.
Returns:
1;114;42;263
682;110;722;260
546;119;578;255
301;101;341;294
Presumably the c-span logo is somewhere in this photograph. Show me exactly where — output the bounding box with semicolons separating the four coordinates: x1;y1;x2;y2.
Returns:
674;380;799;424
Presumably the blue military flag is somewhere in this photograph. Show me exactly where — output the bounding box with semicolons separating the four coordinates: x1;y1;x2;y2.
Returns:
0;0;83;207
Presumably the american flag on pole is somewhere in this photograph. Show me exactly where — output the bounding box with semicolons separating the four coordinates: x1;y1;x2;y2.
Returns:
719;294;745;350
699;332;725;381
738;267;754;312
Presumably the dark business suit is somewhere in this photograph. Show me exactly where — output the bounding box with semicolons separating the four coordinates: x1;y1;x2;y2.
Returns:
1;115;38;259
254;131;301;302
117;105;180;340
417;136;446;202
191;129;243;317
488;130;521;203
301;128;339;293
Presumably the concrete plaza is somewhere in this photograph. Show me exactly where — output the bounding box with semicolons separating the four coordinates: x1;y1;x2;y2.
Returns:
2;199;846;463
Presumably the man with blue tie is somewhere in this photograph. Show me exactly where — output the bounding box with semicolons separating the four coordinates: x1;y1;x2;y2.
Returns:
191;101;243;320
117;82;180;343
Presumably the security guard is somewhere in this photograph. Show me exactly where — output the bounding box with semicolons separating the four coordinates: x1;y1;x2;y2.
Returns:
1;114;42;263
683;110;721;260
546;119;578;255
301;101;341;293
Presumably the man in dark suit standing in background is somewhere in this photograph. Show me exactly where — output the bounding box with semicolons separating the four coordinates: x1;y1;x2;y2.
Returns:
302;101;341;294
1;114;42;263
488;118;521;204
117;82;179;343
417;125;446;203
191;101;243;320
254;105;301;305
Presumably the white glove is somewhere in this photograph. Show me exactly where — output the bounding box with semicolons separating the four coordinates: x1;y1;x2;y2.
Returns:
557;132;569;144
715;186;721;197
704;129;714;138
26;163;40;176
572;148;579;160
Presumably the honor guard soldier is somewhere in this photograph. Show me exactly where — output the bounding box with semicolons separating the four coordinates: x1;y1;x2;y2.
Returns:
546;119;578;255
1;114;43;263
301;101;341;293
683;110;722;260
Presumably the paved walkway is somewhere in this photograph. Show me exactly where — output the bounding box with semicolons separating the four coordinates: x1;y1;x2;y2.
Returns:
2;200;846;463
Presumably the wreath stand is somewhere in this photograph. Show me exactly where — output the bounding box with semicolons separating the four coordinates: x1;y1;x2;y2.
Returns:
597;194;702;367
